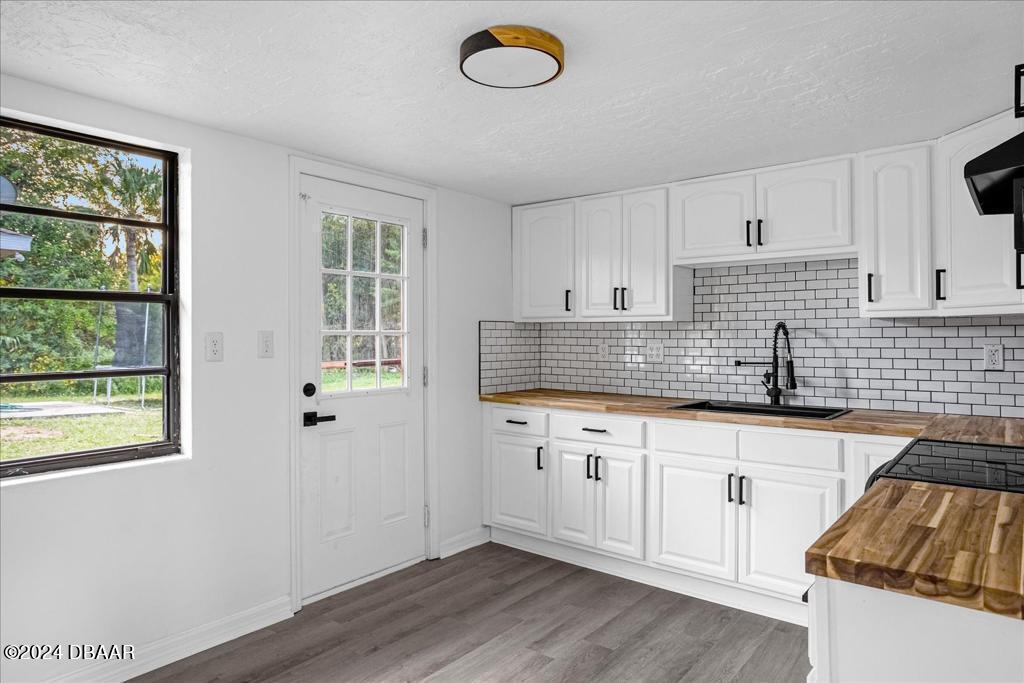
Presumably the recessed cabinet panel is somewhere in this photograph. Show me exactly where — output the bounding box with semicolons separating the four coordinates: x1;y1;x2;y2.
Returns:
490;434;548;536
578;196;623;317
755;159;852;253
550;442;597;546
515;202;574;319
595;449;645;559
850;438;908;503
672;175;755;259
622;189;669;316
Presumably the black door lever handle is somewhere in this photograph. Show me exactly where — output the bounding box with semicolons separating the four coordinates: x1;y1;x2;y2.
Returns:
303;411;336;427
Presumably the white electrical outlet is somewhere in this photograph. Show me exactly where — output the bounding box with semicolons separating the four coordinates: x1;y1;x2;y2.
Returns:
597;342;610;361
983;344;1004;371
205;331;224;362
645;340;664;363
257;330;274;359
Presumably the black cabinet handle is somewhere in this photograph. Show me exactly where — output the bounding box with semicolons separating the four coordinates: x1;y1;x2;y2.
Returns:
303;411;336;427
727;473;735;503
745;220;752;248
1017;252;1023;290
866;273;874;303
506;419;528;425
935;269;946;301
582;427;608;434
621;287;628;311
565;289;571;312
586;453;593;479
536;446;543;470
756;218;764;246
613;287;620;310
594;455;602;481
738;475;746;505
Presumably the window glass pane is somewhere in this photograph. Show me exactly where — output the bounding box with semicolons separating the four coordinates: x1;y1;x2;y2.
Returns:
351;276;376;331
351;335;377;390
321;274;347;330
381;222;402;275
321;335;348;393
0;376;165;462
0;213;164;292
381;278;402;331
382;335;404;388
1;299;164;375
0;126;165;222
321;213;348;270
351;217;376;272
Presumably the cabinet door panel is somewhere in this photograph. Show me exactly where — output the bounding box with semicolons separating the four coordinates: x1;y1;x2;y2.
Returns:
551;442;596;546
595;449;644;559
850;439;907;504
756;159;852;253
515;202;575;318
861;147;932;313
649;454;737;581
622;189;668;316
672;176;755;259
738;465;840;597
578;196;622;317
491;435;548;535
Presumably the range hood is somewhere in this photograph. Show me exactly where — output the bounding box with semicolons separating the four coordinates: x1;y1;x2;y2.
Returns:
964;131;1023;215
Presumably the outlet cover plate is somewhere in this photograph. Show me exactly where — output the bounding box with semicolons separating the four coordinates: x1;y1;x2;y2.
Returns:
983;344;1004;371
645;340;664;363
205;331;224;362
257;330;274;359
597;342;610;361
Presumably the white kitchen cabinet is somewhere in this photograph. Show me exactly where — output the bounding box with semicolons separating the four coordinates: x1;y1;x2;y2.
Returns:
755;159;852;254
550;442;596;546
513;201;575;319
737;465;841;598
649;453;737;580
578;195;622;317
490;434;548;536
671;175;755;260
933;113;1024;312
860;146;933;314
595;448;645;559
849;437;908;502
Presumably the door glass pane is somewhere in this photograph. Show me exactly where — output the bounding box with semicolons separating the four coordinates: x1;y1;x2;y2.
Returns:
382;335;404;388
351;217;376;272
381;222;402;275
381;278;402;331
321;335;348;393
0;376;165;462
351;335;377;390
321;213;348;269
321;274;347;330
351;276;376;330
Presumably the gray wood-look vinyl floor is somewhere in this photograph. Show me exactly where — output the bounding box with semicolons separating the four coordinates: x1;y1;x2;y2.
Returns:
135;542;809;683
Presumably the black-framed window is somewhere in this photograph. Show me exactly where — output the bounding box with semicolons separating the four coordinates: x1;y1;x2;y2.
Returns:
0;117;179;477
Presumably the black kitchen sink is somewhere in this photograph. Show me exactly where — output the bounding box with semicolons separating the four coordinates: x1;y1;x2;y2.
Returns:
670;401;849;420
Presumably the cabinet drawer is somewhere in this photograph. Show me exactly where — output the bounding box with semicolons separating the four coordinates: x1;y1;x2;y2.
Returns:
552;413;644;449
492;407;548;436
739;430;842;472
655;421;737;459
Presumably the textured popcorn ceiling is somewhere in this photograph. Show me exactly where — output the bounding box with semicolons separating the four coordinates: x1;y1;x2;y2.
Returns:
1;1;1022;204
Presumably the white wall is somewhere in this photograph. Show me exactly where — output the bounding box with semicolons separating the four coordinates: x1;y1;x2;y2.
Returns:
435;189;511;555
0;75;511;681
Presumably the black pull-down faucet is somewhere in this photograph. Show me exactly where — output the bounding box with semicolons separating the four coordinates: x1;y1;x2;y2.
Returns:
734;321;798;405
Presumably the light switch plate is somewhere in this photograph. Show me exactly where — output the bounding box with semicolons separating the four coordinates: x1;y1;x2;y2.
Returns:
205;332;224;362
257;330;274;359
983;344;1004;371
645;340;664;363
597;342;610;361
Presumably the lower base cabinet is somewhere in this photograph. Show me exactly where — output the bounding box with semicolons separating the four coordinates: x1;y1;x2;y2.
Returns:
490;434;548;536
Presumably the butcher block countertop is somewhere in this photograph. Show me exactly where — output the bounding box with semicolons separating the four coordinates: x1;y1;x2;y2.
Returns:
806;479;1024;619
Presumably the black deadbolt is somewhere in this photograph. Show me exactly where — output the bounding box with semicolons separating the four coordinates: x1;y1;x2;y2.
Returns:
302;383;316;397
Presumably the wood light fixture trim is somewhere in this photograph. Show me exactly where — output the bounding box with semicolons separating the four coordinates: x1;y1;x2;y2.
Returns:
460;25;565;88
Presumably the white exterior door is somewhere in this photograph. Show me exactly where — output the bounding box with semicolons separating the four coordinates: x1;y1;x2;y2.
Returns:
550;442;596;547
649;454;737;581
861;147;933;313
578;196;622;317
621;189;668;316
299;174;425;602
514;202;575;318
490;434;548;535
672;175;755;259
934;114;1024;311
755;159;852;253
738;465;840;597
594;449;645;559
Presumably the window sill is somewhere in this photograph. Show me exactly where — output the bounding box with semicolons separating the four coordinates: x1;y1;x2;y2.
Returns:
0;452;190;488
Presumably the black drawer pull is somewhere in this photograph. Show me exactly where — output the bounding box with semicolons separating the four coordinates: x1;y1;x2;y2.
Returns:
738;475;746;505
727;473;735;503
594;455;602;481
536;446;543;471
866;273;874;303
756;218;764;246
935;269;946;301
621;287;628;311
582;427;608;434
505;419;528;425
1016;252;1023;290
745;220;752;248
586;453;593;479
565;289;571;312
613;287;620;310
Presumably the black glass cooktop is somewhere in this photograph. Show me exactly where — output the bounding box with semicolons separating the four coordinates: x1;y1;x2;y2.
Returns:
877;439;1024;493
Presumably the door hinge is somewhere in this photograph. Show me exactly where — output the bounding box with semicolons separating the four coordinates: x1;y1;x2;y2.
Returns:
298;192;310;201
423;366;428;387
424;504;430;528
422;227;428;249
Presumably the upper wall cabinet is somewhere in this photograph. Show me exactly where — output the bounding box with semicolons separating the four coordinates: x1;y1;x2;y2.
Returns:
513;201;575;319
670;158;853;264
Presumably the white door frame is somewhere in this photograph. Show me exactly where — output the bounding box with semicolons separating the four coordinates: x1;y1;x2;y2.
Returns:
287;155;440;612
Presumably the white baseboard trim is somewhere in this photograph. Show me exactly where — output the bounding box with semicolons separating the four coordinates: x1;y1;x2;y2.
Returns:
52;595;293;683
439;526;491;558
491;528;807;626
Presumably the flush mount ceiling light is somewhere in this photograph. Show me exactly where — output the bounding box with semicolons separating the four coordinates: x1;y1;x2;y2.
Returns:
460;25;564;88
